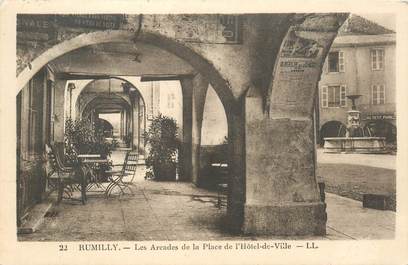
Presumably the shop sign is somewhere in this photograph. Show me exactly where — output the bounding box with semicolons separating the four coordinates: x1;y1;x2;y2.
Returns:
57;15;125;30
363;113;396;120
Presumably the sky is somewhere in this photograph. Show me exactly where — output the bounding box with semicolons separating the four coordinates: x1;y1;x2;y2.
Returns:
357;13;396;31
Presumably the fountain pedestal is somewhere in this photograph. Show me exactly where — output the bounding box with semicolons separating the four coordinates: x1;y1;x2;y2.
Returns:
323;136;387;153
323;95;387;153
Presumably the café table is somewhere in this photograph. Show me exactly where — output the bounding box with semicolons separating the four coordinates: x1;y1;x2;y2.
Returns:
77;154;110;194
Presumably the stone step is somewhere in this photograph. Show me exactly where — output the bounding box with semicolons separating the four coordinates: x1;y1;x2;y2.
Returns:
17;201;53;234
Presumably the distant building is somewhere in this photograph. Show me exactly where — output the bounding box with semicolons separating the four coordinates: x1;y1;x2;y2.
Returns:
318;15;396;145
146;81;227;146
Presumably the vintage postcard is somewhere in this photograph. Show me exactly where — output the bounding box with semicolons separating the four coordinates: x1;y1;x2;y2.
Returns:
1;0;408;264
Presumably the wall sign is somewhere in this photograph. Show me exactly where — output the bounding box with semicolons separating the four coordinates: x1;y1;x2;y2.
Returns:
173;15;242;44
57;15;126;30
363;113;396;121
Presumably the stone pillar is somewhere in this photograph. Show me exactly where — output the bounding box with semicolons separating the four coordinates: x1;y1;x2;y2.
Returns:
179;78;192;181
242;14;347;236
191;74;209;185
226;102;246;233
125;109;130;142
243;86;325;236
120;110;124;140
179;75;208;183
53;79;67;144
131;94;140;151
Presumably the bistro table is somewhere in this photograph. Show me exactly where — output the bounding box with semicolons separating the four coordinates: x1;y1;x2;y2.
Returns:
77;154;110;195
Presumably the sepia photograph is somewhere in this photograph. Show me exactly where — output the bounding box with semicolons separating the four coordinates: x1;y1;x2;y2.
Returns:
1;1;408;264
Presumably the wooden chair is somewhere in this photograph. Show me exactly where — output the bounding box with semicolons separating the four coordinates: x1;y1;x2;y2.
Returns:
45;144;87;204
104;151;138;197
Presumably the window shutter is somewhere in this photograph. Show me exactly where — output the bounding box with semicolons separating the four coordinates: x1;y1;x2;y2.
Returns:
340;85;347;107
379;50;384;70
339;51;345;72
321;86;328;108
380;84;385;104
371;50;377;70
372;85;377;104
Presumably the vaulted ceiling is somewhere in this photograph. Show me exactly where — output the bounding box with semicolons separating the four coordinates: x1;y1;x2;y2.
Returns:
49;42;194;77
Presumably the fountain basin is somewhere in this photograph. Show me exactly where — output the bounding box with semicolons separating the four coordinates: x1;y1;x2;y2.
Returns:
323;137;387;154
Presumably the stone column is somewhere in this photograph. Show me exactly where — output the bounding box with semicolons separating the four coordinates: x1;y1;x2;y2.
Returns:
125;109;130;144
131;94;140;151
242;14;347;236
226;102;246;233
120;110;124;140
191;74;209;185
179;75;208;183
179;78;193;181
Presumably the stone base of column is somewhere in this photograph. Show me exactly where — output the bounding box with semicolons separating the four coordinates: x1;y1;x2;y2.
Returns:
225;200;245;234
243;202;327;236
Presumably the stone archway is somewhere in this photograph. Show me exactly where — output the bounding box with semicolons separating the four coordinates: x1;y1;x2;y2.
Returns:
17;30;235;115
76;78;145;118
320;120;347;145
17;27;245;230
16;14;350;235
365;120;397;143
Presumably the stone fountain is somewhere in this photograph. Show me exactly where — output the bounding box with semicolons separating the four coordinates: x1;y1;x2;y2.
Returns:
323;95;387;153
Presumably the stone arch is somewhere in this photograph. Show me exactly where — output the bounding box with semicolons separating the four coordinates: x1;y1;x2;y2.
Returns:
16;30;235;116
268;14;349;118
364;120;397;143
320;120;347;145
81;94;132;119
16;29;243;229
76;77;146;119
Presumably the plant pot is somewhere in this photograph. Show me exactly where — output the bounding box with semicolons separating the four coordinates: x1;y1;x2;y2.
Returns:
153;163;176;181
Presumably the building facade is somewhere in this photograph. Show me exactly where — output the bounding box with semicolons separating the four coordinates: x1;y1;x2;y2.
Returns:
318;15;396;145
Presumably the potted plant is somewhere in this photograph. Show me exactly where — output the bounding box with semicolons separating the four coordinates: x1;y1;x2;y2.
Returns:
64;118;113;180
144;114;178;181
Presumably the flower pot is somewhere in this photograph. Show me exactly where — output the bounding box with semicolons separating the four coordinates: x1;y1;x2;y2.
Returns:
153;163;176;181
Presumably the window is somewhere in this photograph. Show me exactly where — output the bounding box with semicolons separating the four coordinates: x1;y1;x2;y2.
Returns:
167;93;175;109
371;48;384;70
321;85;347;108
327;51;345;72
372;84;385;105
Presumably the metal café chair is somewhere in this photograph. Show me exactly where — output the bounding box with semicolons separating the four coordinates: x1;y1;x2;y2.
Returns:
45;144;87;205
104;151;138;197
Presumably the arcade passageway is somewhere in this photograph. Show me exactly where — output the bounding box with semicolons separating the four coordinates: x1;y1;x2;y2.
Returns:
16;13;353;237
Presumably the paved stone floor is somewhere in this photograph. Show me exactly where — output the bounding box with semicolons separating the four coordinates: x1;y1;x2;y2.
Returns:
18;150;395;241
18;179;394;241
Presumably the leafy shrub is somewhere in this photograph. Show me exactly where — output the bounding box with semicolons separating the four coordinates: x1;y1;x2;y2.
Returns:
144;114;178;181
64;118;114;165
